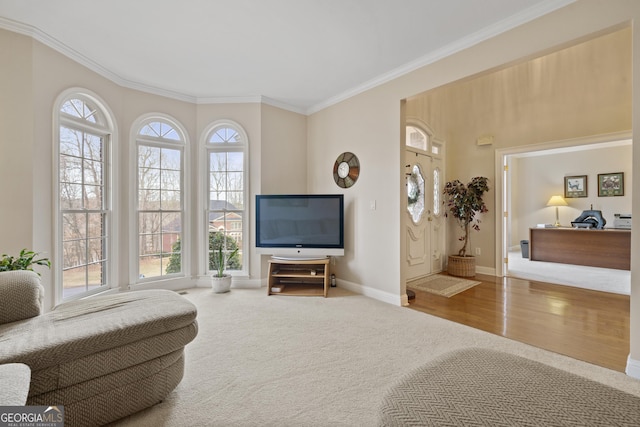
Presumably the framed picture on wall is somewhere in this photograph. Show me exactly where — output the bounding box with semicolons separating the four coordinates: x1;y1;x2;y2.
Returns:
598;172;624;197
564;175;587;198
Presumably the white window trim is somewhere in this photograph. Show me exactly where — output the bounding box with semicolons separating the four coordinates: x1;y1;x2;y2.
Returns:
199;119;249;279
52;88;119;305
129;113;190;288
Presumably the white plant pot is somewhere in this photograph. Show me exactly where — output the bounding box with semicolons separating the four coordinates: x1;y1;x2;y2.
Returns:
211;275;232;293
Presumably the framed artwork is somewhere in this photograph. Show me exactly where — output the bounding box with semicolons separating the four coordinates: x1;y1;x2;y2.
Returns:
564;175;587;198
598;172;624;197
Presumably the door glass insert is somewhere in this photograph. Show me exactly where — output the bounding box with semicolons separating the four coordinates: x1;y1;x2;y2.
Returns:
407;164;425;224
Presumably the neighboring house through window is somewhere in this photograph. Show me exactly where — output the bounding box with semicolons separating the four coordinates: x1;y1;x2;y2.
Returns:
204;121;248;276
134;117;187;281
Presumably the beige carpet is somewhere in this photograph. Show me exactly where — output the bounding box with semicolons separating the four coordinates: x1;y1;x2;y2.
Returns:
110;287;640;426
407;274;481;297
508;249;630;295
379;348;640;426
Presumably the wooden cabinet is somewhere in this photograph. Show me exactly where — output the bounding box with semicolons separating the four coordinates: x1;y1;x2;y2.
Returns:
529;227;630;270
268;258;330;297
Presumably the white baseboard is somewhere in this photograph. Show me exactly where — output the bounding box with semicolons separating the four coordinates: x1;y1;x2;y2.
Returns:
625;355;640;379
337;278;404;306
476;265;496;276
195;275;261;289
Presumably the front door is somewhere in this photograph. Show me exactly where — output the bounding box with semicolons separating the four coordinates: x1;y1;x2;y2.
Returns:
405;150;432;280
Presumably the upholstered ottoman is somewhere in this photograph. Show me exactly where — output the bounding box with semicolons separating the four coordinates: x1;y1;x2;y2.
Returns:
0;273;198;427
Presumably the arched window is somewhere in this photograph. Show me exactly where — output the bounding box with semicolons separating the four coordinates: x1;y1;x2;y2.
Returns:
406;125;429;151
204;121;248;276
134;117;186;280
55;92;114;301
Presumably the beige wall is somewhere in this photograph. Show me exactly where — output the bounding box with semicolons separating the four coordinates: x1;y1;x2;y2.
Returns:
0;30;305;309
0;30;34;257
5;0;640;373
306;0;640;369
405;27;632;267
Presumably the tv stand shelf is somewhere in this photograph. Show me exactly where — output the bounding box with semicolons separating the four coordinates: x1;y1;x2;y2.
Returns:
268;258;330;297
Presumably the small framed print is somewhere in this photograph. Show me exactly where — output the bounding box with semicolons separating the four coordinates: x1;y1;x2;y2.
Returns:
564;175;587;198
598;172;624;197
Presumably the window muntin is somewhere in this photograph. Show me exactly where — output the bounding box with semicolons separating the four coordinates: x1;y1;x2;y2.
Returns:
58;96;110;300
206;124;246;274
136;120;184;279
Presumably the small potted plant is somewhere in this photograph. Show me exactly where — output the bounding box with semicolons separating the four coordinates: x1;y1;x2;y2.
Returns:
211;246;239;293
442;176;490;277
0;249;51;275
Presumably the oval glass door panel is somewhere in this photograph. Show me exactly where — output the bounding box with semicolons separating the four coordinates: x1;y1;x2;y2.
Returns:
407;164;425;224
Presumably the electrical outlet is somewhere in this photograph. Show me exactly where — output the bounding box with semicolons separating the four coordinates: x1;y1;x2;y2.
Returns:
475;247;481;255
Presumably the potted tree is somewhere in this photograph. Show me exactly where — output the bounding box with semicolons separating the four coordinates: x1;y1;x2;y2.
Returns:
211;245;239;293
442;176;490;277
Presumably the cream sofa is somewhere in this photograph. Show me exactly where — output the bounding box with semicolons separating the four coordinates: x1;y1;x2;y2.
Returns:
0;270;198;426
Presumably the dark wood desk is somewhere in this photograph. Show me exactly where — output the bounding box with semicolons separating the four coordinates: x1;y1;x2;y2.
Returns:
529;227;631;270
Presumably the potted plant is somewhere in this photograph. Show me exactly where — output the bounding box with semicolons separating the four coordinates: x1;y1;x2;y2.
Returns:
0;249;51;275
211;246;239;293
442;176;490;277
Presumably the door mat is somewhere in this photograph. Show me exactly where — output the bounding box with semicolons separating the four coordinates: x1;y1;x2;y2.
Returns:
407;274;480;297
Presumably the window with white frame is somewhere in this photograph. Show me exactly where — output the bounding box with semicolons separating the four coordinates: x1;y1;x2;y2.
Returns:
57;95;112;300
135;119;185;280
406;125;429;151
205;122;247;275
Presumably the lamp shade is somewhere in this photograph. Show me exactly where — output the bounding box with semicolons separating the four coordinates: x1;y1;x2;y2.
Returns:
546;195;568;207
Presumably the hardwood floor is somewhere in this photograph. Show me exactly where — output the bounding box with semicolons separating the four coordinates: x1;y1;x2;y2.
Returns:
407;273;630;372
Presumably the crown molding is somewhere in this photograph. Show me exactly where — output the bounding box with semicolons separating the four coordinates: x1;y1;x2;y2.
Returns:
306;0;576;115
1;0;575;117
0;16;308;112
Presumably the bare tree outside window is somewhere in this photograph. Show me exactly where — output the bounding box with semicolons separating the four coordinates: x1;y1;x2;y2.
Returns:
206;125;246;273
58;98;109;299
136;121;184;279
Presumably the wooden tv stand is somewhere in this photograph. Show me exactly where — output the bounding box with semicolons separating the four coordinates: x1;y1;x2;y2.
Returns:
529;227;630;270
268;258;330;297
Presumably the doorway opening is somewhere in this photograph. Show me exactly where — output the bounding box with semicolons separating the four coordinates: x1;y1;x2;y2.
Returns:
495;132;632;294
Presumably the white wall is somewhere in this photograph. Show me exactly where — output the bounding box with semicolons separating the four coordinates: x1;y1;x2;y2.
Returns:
513;143;632;245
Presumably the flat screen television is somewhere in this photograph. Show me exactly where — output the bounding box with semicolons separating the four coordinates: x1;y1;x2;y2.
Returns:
255;194;344;259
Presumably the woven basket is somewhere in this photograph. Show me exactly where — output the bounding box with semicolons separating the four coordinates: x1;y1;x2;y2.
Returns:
447;255;476;277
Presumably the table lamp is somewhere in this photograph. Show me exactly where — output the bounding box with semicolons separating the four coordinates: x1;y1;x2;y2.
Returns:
546;195;568;227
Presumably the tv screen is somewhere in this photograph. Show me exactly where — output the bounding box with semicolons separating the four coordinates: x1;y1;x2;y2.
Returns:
255;194;344;258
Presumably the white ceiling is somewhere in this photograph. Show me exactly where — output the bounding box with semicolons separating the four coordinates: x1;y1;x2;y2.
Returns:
0;0;573;114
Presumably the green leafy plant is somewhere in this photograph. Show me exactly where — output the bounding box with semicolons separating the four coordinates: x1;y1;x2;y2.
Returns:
165;231;241;275
212;245;239;278
443;177;490;257
0;249;51;275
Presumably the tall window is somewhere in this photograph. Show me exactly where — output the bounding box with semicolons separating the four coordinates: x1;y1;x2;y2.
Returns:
57;95;112;300
136;119;185;280
205;122;247;275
